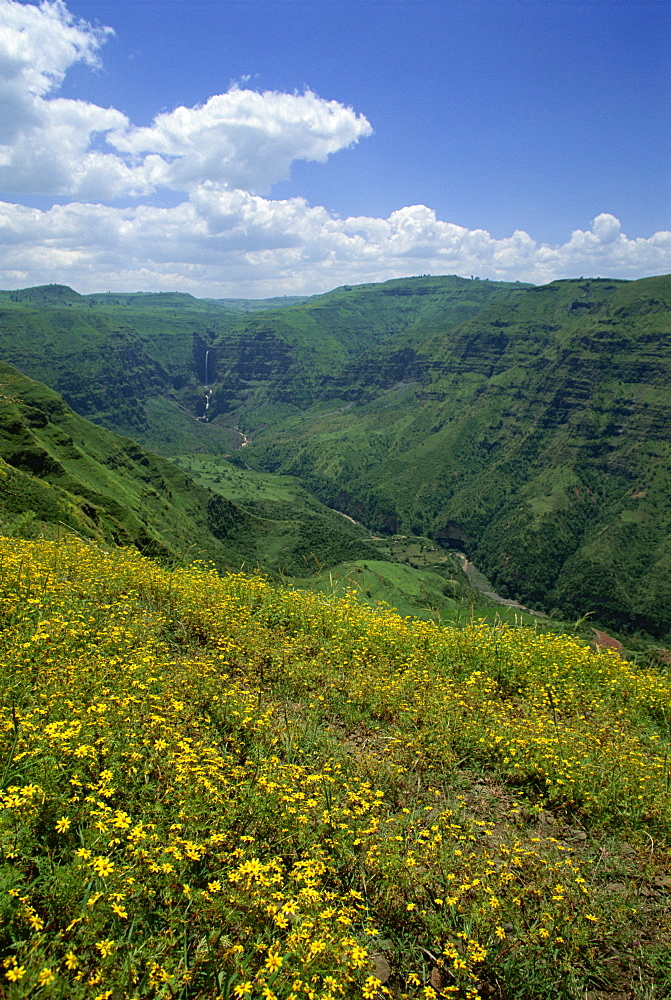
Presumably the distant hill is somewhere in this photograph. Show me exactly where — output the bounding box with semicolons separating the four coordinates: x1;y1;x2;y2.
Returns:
0;275;529;450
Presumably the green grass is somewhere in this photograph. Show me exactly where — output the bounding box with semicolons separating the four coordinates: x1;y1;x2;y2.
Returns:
0;275;528;449
298;559;460;621
172;454;389;577
173;455;320;507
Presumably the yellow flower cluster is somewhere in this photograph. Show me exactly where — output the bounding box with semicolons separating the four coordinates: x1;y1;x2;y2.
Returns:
0;536;668;998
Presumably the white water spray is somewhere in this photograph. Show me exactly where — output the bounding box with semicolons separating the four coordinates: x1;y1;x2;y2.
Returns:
197;349;212;421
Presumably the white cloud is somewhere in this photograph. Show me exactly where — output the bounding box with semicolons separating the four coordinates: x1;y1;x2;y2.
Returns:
0;0;137;196
108;88;373;195
0;95;143;198
1;195;669;296
0;0;371;198
0;0;109;98
0;0;668;296
591;212;622;244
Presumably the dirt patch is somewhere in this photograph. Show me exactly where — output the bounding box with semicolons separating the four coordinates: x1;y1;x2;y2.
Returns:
592;629;624;654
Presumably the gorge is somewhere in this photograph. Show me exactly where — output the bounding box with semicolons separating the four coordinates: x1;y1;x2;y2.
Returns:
0;272;670;642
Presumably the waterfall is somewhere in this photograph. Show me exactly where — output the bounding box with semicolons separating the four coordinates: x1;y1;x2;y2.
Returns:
198;350;212;421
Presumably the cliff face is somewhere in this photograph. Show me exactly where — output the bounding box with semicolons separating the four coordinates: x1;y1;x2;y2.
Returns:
0;276;528;447
0;304;175;435
321;347;428;400
207;326;297;414
247;276;671;636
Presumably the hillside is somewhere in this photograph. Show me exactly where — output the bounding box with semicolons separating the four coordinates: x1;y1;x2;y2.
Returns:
0;363;382;577
1;535;670;998
244;276;671;638
1;273;670;639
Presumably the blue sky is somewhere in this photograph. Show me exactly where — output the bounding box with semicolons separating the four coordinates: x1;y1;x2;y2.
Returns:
0;0;669;296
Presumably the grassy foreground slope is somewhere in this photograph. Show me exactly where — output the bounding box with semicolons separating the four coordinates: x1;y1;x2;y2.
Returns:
1;535;670;999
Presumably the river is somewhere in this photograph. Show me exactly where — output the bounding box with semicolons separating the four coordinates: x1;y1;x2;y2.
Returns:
456;553;548;617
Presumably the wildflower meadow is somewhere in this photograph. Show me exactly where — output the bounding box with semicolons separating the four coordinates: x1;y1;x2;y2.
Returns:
1;536;670;999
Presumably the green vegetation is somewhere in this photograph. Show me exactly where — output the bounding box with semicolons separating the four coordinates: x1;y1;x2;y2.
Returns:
1;272;670;642
2;535;671;999
0;364;379;579
171;459;537;625
299;559;461;621
243;276;671;641
0;360;273;567
0;275;528;447
2;271;671;997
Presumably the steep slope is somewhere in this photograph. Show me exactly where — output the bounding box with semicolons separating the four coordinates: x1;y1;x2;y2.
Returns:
0;276;529;452
0;363;380;575
246;276;671;636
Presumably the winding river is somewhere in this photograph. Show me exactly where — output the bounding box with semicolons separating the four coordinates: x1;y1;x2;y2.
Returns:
456;553;547;617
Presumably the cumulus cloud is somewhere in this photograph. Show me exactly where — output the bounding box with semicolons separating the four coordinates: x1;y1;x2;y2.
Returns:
108;89;373;195
0;96;144;198
0;0;109;99
0;0;138;196
1;195;669;296
0;0;668;295
0;0;371;198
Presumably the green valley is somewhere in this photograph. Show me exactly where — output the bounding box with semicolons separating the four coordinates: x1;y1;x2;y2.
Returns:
0;363;383;579
1;272;670;642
